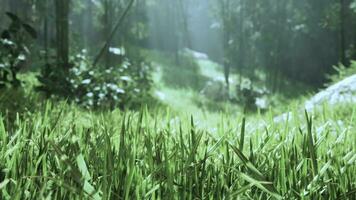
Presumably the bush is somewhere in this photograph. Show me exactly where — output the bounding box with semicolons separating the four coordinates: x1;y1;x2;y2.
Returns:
200;78;228;101
0;87;40;130
326;61;356;86
235;80;269;112
162;54;207;90
0;12;36;88
38;49;154;110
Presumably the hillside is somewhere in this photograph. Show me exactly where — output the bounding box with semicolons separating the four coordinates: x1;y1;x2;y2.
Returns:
1;0;356;199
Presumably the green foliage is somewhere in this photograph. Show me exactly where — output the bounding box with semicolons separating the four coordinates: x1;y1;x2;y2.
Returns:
351;1;356;13
38;50;153;109
0;72;42;130
36;61;72;98
0;102;355;199
161;54;208;91
192;90;240;113
0;88;35;127
211;0;347;87
0;12;36;88
326;61;356;86
0;38;23;87
237;86;266;112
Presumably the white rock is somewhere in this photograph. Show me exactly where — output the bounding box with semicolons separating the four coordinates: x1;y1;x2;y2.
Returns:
305;74;356;110
184;48;209;60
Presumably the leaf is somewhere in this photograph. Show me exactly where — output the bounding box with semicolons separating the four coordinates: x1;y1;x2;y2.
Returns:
230;183;253;198
22;23;37;39
0;116;7;145
76;154;102;200
83;181;101;200
76;154;91;181
145;184;160;198
305;110;318;176
5;12;20;22
239;117;246;151
230;143;282;199
240;173;282;200
0;179;10;190
206;135;225;157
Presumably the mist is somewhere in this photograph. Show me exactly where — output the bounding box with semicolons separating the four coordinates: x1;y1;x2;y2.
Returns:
0;0;355;116
1;1;356;198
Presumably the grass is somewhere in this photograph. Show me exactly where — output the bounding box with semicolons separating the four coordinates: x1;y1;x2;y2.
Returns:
146;48;313;119
144;50;208;91
0;101;355;199
326;61;356;86
0;51;355;199
144;49;244;126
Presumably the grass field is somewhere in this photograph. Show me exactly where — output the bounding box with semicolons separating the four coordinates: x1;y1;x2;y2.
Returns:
0;101;355;199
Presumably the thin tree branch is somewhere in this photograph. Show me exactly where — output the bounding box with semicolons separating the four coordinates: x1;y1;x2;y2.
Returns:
93;0;135;67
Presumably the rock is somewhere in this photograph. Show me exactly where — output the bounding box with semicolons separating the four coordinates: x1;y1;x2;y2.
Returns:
200;78;228;101
274;74;356;123
183;48;209;60
305;74;356;110
255;97;269;110
273;112;293;123
155;91;166;101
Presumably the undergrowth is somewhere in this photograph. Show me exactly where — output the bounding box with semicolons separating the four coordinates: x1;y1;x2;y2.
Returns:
326;61;356;86
0;102;355;199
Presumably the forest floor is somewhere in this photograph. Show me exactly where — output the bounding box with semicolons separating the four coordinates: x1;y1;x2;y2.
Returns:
1;50;356;199
146;49;243;128
145;49;308;128
1;73;355;199
144;49;356;137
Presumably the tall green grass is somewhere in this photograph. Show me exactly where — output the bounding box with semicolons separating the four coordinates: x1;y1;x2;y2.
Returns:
0;102;355;199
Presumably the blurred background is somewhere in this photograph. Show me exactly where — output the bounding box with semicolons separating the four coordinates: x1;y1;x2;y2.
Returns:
1;0;356;118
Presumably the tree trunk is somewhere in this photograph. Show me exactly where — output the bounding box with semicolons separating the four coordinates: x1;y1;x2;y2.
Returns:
178;0;191;49
83;0;93;50
103;0;113;68
238;0;246;91
168;1;180;65
222;0;230;91
55;0;70;70
354;19;356;60
44;0;49;64
340;0;347;66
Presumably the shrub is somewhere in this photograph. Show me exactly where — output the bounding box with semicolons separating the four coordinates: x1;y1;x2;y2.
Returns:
326;61;356;86
200;78;229;101
0;86;41;131
38;49;153;110
0;12;36;88
235;80;269;112
162;54;207;90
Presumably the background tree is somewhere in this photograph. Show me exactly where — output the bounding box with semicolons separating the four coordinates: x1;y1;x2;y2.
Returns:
55;0;70;70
